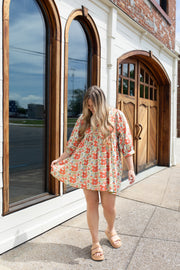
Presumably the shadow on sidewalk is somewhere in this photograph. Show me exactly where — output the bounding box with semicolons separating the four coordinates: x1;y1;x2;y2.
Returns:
1;242;92;265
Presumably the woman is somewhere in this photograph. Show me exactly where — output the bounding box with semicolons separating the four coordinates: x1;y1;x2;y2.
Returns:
51;86;135;261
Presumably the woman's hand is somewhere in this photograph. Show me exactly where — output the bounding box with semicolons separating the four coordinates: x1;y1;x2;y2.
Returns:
125;155;135;184
51;151;70;167
51;157;61;167
128;169;135;184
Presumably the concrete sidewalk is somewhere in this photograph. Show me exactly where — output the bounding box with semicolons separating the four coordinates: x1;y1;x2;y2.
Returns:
0;165;179;270
0;140;180;270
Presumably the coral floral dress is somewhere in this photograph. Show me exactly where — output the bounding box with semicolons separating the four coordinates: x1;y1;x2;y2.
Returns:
51;108;134;195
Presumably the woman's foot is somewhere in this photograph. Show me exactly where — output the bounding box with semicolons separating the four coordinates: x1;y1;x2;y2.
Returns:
91;243;104;261
105;229;122;248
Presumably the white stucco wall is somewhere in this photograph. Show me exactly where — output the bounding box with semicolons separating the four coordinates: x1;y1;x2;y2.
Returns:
0;1;3;223
0;0;178;254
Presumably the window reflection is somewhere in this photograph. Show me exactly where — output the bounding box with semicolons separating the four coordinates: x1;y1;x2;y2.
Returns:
140;84;144;98
67;20;89;139
123;79;128;95
123;63;128;77
9;0;47;203
130;81;135;96
130;64;135;79
65;20;89;193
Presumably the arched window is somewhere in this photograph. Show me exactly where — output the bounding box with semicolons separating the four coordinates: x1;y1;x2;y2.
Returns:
3;0;61;214
64;8;101;193
67;19;90;139
9;0;47;204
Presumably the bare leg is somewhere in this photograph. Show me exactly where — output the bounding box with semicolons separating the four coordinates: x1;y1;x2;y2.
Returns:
83;189;103;259
100;191;121;247
100;191;116;233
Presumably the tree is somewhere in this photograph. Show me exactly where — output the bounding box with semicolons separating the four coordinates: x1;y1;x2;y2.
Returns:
68;89;85;117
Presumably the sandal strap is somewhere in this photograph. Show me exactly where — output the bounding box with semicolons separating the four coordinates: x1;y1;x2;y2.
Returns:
110;234;121;242
91;244;103;256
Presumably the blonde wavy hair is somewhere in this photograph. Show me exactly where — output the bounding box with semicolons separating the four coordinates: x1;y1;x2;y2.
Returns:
79;86;113;142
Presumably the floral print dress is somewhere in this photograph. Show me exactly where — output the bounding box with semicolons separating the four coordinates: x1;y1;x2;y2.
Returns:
51;107;134;195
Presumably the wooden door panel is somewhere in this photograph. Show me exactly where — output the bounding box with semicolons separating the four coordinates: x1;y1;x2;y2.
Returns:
118;100;136;179
149;106;157;163
123;102;135;139
117;60;159;178
137;104;148;172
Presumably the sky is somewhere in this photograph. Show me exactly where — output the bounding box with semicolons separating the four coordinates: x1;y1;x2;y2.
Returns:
176;1;180;42
9;0;46;109
9;0;88;110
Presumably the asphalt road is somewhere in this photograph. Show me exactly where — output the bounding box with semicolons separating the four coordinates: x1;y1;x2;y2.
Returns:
9;124;45;172
9;124;46;203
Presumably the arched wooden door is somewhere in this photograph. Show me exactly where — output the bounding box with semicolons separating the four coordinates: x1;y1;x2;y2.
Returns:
117;59;159;176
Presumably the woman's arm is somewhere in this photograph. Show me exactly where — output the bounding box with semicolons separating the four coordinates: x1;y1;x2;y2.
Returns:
125;155;135;184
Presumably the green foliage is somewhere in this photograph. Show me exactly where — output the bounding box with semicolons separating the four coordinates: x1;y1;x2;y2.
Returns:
68;89;85;117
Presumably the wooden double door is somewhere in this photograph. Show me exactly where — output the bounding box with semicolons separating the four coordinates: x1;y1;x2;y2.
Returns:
117;59;159;175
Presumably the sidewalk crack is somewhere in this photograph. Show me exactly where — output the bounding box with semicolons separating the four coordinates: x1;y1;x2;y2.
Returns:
125;206;157;270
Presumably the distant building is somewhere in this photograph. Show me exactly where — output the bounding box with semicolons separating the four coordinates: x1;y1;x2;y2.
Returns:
9;100;18;116
28;104;44;119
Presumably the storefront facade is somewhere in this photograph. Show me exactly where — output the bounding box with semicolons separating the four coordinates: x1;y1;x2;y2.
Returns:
0;0;178;253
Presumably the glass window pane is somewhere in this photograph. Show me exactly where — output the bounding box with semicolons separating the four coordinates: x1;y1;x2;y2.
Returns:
119;64;122;75
140;84;144;98
123;63;128;77
140;68;144;82
145;73;149;84
118;77;122;93
130;81;135;96
154;89;157;101
66;20;89;193
9;0;47;203
150;88;153;100
145;86;148;99
150;78;153;85
68;20;88;140
130;64;135;79
123;79;128;95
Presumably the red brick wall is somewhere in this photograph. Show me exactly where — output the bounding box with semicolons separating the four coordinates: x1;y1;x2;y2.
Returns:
111;0;176;50
177;60;180;137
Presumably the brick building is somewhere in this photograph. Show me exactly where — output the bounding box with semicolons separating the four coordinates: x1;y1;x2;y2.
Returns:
0;0;178;253
112;0;176;50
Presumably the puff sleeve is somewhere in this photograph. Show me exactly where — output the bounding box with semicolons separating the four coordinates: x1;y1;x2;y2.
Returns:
65;115;83;156
116;110;135;158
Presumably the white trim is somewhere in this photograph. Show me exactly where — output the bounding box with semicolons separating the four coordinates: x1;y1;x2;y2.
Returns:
0;189;86;254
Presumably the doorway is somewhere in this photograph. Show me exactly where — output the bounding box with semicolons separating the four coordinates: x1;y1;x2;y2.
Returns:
116;52;170;177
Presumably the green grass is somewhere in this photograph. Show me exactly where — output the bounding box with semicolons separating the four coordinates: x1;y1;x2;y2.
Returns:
10;119;44;125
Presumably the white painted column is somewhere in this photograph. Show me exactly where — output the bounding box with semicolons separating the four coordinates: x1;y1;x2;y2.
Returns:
107;7;117;106
171;56;178;165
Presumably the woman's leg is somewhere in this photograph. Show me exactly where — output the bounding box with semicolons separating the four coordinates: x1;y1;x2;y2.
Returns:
83;189;100;245
100;191;121;247
100;191;116;233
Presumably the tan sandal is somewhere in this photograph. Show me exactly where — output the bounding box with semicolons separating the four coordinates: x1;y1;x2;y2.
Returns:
105;230;122;249
91;243;104;261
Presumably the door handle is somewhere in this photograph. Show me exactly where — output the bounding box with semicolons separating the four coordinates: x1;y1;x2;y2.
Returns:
135;123;143;140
